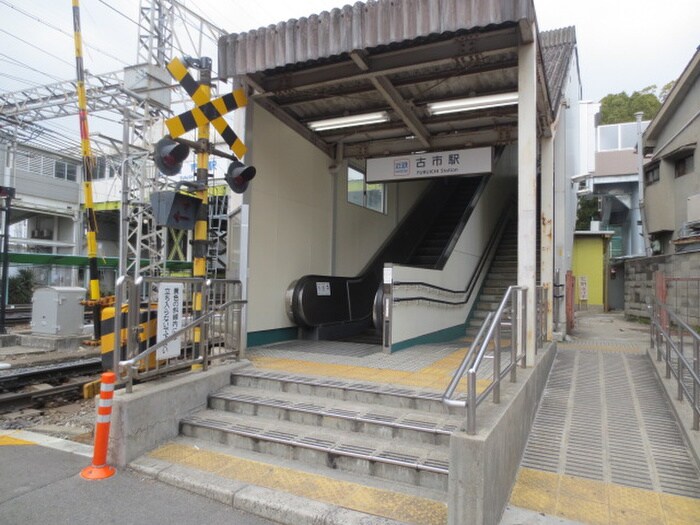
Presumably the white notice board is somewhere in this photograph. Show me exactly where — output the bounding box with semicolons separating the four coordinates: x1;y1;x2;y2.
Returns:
578;276;588;301
157;282;184;359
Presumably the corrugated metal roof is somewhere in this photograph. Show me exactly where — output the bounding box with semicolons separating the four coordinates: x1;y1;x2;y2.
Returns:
539;26;577;112
219;0;536;77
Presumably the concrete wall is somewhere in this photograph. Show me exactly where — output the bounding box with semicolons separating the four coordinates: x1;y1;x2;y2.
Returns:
448;342;556;525
244;104;334;333
109;363;248;467
390;150;516;347
625;251;700;325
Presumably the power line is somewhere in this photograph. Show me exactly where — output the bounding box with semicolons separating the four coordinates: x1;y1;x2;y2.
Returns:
0;0;130;66
0;55;64;83
0;71;42;87
0;28;75;68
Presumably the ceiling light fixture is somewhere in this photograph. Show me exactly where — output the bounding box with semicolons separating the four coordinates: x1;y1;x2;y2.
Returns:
427;92;519;115
307;111;389;132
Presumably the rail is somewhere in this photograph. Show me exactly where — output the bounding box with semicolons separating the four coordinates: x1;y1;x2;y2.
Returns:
442;285;528;434
650;297;700;430
114;276;245;393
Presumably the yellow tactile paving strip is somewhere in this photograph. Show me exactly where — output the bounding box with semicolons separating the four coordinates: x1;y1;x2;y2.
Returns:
510;467;700;525
0;435;35;446
249;345;492;394
149;442;448;525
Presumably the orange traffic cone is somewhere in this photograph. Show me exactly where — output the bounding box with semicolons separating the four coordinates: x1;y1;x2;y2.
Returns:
81;372;116;480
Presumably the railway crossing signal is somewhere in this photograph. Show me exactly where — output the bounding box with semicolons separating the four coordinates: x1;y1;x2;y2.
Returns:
153;137;190;176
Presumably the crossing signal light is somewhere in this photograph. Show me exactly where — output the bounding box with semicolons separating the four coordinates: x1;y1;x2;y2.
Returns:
154;137;190;176
225;160;256;194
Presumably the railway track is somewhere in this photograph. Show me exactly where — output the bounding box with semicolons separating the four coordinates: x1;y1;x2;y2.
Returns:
0;357;103;414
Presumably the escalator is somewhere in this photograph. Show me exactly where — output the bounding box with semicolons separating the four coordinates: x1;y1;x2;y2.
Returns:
286;175;487;341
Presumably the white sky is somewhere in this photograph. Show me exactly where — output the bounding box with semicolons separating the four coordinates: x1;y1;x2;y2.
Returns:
0;0;698;141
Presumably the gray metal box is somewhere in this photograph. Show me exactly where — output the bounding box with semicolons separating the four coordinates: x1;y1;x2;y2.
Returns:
31;287;86;336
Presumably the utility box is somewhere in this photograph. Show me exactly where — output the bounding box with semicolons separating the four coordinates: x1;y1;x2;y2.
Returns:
31;287;86;336
150;191;201;230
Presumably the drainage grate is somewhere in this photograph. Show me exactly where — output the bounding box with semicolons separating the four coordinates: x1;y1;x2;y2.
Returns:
521;348;700;498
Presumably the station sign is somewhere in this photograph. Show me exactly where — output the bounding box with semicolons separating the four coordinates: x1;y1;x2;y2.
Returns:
366;147;492;183
156;282;184;359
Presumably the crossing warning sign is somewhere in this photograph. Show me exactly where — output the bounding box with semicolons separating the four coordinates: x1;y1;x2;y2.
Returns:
165;57;248;159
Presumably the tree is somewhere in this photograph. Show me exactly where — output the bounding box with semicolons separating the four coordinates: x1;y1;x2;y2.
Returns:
576;196;600;230
8;268;37;304
599;85;663;124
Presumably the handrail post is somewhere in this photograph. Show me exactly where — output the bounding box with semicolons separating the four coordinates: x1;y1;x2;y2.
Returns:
382;265;393;354
693;336;699;430
493;321;501;403
467;369;477;435
666;336;672;379
678;331;685;401
201;279;211;370
521;288;528;368
113;276;126;375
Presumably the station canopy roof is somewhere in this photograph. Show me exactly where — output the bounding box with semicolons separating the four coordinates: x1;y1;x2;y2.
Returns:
218;0;557;160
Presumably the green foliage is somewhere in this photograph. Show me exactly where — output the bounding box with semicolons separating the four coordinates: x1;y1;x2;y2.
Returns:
8;268;37;304
659;80;676;103
599;85;663;124
576;196;600;230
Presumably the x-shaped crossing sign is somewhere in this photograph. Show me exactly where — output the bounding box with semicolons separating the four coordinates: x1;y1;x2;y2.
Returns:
165;57;248;159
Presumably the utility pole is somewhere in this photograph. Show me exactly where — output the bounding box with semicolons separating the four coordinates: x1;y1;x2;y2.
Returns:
0;186;15;335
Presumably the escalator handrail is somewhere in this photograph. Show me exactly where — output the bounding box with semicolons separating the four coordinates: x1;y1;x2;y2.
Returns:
393;204;514;305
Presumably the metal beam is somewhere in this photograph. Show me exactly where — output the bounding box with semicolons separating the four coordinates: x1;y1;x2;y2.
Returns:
350;51;431;148
342;125;516;159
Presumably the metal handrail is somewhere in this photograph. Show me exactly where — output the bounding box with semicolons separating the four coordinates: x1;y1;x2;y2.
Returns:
393;209;512;305
650;297;700;430
442;285;528;434
114;276;245;393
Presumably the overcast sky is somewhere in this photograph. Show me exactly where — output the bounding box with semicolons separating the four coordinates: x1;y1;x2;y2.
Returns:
0;0;698;141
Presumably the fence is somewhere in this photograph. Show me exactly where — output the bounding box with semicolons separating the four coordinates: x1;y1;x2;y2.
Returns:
649;297;700;430
112;275;245;392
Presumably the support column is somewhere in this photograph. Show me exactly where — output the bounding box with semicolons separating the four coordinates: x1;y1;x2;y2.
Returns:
518;33;537;367
541;135;554;341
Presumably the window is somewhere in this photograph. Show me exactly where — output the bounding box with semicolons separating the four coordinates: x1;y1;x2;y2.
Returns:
347;166;385;214
54;160;78;182
675;154;694;178
644;164;659;185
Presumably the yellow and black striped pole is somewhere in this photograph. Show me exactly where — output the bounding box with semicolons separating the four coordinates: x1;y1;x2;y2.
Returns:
72;0;101;342
191;64;212;365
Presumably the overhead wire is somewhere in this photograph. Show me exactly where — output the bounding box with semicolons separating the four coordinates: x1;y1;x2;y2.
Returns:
0;54;64;83
0;0;130;66
0;28;75;68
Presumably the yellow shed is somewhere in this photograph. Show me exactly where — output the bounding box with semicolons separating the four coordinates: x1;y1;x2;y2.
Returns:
572;231;613;310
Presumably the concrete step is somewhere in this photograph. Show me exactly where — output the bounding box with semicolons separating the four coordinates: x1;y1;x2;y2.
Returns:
133;435;449;525
209;385;461;446
180;408;450;491
231;368;463;415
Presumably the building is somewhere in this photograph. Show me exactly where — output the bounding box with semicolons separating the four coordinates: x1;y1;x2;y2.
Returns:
643;47;700;254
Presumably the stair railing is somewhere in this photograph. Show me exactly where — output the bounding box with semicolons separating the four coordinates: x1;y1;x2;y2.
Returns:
442;285;528;434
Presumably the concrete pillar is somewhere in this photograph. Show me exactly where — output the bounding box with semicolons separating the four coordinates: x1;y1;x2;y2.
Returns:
541;135;554;341
518;34;537;366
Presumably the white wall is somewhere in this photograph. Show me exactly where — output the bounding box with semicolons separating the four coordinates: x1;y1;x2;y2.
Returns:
553;53;583;330
390;149;517;345
334;174;429;275
245;104;334;332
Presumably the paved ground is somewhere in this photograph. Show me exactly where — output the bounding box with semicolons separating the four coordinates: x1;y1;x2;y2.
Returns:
0;431;277;525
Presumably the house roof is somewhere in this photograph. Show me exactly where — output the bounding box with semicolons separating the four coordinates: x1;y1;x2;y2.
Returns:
539;26;578;113
217;0;556;160
644;47;700;147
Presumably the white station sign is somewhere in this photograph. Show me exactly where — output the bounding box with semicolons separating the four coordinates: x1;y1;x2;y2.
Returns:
156;282;184;359
366;147;492;183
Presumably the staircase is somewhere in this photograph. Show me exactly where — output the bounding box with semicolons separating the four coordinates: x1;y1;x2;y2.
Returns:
465;219;518;338
408;177;483;268
177;368;464;502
